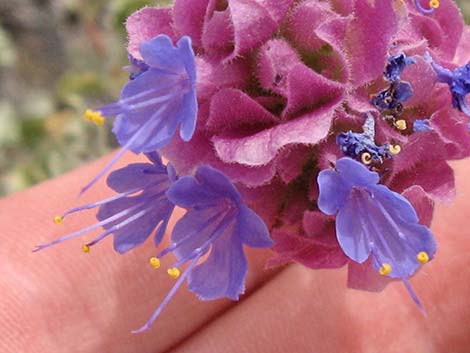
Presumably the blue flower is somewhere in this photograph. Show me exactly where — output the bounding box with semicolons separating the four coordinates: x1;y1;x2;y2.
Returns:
99;35;197;151
371;81;414;116
133;165;273;332
413;119;433;132
426;53;470;116
414;0;439;15
80;35;197;194
384;53;416;82
317;158;436;310
34;152;176;254
337;113;394;164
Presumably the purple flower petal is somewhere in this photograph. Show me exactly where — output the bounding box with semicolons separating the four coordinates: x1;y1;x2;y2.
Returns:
106;162;167;193
283;63;345;118
237;205;273;248
195;56;250;103
430;108;470;160
99;35;198;154
384;53;416;82
204;0;293;62
256;39;302;97
336;193;373;263
173;0;209;47
455;27;470;66
97;193;173;253
213;104;337;166
410;0;464;61
335;157;380;187
401;56;437;106
345;0;398;87
201;8;234;59
165;175;211;208
284;0;337;53
126;7;175;60
163;126;278;187
276;145;312;184
170;207;226;260
188;235;247;300
317;169;350;215
389;159;456;202
402;185;434;227
302;211;337;247
207;88;278;135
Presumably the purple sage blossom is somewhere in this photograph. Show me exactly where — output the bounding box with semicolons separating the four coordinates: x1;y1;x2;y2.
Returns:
100;35;197;151
81;34;197;194
35;0;470;323
318;157;437;310
132;0;469;295
337;113;392;163
133;164;272;332
34;153;176;254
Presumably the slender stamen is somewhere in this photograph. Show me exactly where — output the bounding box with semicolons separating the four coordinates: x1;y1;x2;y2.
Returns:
122;91;183;111
364;195;426;313
79;104;169;196
98;82;181;116
374;198;422;254
156;211;227;259
102;91;182;116
61;183;159;219
403;279;427;315
85;205;156;247
355;192;403;273
33;202;146;252
114;84;178;105
132;252;203;333
99;83;185;116
171;212;236;268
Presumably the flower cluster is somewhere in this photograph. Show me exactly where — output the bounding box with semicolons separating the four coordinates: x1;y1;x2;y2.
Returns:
36;0;470;331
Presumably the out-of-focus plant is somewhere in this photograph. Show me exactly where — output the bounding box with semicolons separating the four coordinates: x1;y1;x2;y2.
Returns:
0;0;165;195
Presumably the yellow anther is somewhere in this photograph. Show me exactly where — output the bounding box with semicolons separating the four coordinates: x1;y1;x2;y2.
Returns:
379;263;392;276
389;144;401;155
92;115;105;126
167;267;180;279
149;256;161;269
429;0;439;9
84;109;94;121
53;215;63;225
82;244;90;253
361;152;372;165
84;109;105;126
417;251;429;264
394;119;407;131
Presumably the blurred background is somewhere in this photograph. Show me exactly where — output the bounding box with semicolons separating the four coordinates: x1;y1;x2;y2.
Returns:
0;0;468;196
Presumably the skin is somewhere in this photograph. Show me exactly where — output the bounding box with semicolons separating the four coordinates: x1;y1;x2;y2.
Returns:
1;153;469;353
